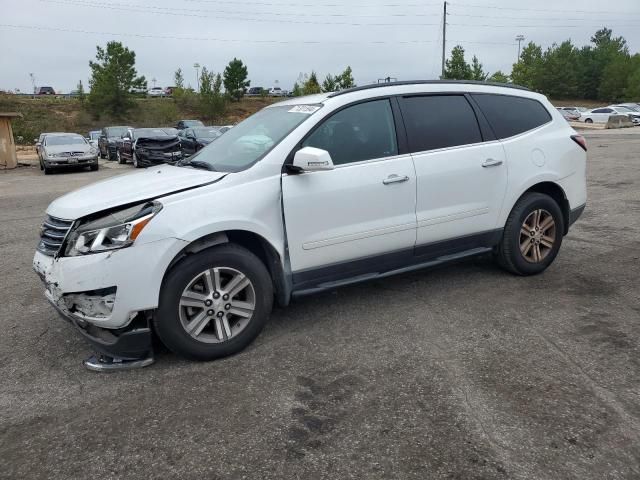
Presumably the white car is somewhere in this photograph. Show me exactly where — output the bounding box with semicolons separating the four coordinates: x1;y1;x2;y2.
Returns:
33;81;587;370
148;87;165;97
268;87;286;97
610;105;640;124
580;106;639;124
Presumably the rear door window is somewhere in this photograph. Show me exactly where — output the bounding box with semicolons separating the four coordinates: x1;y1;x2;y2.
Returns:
399;95;482;152
471;94;551;139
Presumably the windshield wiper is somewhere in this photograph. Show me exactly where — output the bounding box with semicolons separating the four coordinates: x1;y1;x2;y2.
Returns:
178;159;216;171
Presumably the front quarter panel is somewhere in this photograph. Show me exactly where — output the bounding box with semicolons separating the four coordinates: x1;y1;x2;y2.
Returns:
140;168;286;260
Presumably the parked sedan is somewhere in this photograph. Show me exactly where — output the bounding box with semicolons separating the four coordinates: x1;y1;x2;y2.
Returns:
580;107;617;124
116;128;182;168
39;133;99;174
99;126;132;160
610;105;640;124
556;108;580;121
179;127;223;157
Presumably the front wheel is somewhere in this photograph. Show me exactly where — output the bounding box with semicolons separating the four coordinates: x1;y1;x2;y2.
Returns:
133;152;140;168
116;149;125;164
154;244;274;361
495;192;564;276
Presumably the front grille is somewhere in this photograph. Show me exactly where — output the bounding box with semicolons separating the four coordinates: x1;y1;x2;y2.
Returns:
37;215;73;256
59;151;85;157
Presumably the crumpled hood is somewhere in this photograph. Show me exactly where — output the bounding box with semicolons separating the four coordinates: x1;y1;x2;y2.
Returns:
45;144;93;155
47;164;225;220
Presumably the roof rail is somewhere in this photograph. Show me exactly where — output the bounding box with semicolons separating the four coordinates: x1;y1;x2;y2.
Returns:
327;79;530;98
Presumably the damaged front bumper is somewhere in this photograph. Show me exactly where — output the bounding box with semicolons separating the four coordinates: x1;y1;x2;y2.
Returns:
33;237;188;358
47;297;153;360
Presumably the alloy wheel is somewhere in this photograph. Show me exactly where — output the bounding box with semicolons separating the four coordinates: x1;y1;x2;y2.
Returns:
178;267;256;343
519;209;556;263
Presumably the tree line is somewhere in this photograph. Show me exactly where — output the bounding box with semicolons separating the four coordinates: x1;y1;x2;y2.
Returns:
83;41;357;121
444;28;639;102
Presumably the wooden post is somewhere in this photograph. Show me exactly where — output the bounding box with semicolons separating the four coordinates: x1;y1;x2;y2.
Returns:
0;113;22;170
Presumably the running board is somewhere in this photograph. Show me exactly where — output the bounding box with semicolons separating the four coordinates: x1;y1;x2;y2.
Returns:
292;247;493;297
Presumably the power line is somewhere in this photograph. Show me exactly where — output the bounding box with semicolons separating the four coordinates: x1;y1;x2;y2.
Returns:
450;12;640;22
183;0;439;7
0;23;517;46
41;0;442;26
450;1;640;16
0;23;437;43
450;22;640;28
39;0;443;17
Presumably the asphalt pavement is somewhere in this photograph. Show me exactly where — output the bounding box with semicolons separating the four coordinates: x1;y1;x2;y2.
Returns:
1;135;639;480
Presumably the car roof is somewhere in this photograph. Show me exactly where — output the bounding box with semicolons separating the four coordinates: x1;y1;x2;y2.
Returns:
271;80;543;109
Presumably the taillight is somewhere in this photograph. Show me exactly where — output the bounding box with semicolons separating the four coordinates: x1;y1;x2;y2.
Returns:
571;134;587;152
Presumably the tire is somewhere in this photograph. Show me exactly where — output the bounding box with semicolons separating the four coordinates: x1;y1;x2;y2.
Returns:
90;163;99;171
495;192;564;276
116;149;125;164
133;152;140;168
585;118;593;124
154;243;274;361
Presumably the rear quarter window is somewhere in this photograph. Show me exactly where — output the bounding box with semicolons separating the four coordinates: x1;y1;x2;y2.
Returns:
399;95;483;152
471;94;552;139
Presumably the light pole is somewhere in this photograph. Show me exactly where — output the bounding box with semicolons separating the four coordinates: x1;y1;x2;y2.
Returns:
193;63;201;91
516;35;525;63
152;77;157;88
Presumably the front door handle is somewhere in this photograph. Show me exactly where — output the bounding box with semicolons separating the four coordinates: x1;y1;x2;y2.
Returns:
383;174;410;185
482;158;503;168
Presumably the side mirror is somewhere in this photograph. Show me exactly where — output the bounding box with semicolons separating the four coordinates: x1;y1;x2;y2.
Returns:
292;147;335;172
35;142;42;147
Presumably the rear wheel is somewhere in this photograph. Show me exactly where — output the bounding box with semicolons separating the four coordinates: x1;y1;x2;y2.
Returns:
154;244;273;361
495;192;564;275
585;118;593;124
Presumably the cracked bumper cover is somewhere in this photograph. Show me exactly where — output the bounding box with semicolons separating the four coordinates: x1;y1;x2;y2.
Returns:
33;237;188;328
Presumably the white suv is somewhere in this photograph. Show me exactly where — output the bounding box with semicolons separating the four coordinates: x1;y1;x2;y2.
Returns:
33;81;587;368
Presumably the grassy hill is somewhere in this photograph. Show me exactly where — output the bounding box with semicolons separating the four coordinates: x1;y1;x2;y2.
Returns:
0;95;280;144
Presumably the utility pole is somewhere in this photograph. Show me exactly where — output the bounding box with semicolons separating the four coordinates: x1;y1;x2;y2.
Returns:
193;63;201;91
516;35;525;63
441;2;447;79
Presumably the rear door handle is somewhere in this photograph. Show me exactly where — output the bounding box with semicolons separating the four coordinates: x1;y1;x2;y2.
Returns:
383;174;410;185
482;158;503;168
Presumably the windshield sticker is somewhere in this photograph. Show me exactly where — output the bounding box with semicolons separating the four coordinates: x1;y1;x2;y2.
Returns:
288;105;320;114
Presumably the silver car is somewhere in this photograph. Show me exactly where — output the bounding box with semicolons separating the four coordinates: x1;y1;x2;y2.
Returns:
39;133;99;175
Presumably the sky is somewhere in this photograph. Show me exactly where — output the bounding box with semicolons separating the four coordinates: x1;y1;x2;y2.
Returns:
1;0;640;93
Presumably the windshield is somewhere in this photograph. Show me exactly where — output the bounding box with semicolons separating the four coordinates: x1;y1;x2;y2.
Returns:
46;135;86;146
615;106;633;112
134;128;172;139
183;120;204;127
107;127;129;137
193;128;222;139
183;104;321;172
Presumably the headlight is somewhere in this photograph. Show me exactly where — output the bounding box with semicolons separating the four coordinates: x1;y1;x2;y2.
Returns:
90;147;97;154
64;201;162;256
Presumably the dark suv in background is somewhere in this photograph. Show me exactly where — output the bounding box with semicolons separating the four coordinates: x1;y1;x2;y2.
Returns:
175;119;204;130
99;126;131;160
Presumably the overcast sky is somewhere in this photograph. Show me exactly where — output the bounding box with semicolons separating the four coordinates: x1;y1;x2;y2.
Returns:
1;0;639;93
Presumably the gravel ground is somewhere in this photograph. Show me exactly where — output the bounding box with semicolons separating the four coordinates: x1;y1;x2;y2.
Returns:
1;135;639;480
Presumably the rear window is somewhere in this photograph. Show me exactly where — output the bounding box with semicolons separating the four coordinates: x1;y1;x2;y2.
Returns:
399;95;482;153
471;94;551;139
